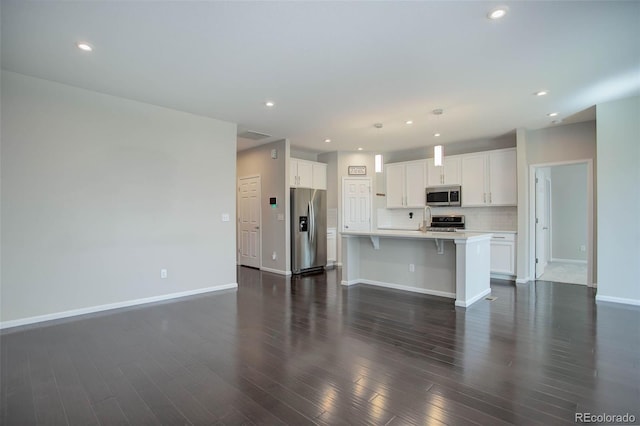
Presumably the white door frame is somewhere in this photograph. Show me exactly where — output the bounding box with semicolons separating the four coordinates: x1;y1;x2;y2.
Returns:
534;168;549;278
237;175;262;269
341;176;373;232
528;160;594;287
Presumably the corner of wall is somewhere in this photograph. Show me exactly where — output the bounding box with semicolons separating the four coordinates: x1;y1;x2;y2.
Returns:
516;128;530;282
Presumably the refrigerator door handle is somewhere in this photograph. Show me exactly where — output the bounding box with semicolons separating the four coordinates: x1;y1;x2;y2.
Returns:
307;201;312;243
309;201;316;243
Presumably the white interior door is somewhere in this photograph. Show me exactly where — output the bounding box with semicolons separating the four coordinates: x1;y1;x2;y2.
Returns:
535;169;548;278
342;177;371;232
238;176;261;268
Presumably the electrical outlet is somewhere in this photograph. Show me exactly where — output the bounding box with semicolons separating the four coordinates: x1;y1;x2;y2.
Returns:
272;251;277;260
409;263;415;272
580;245;586;252
221;214;230;222
160;269;168;279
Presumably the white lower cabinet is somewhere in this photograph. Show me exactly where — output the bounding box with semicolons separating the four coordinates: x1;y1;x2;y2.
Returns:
490;233;516;278
327;228;337;264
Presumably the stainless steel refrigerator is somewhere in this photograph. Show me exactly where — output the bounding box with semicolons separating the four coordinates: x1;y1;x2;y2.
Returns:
291;188;327;274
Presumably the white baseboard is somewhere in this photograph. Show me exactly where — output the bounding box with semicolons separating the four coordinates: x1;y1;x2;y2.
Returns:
340;279;359;286
595;295;640;306
0;283;238;330
260;267;292;276
358;279;456;299
551;258;587;264
455;288;492;308
491;273;516;282
515;277;530;284
335;262;343;267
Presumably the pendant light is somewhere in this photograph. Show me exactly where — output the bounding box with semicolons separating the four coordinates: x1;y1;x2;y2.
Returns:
375;154;383;173
434;145;443;167
432;108;444;166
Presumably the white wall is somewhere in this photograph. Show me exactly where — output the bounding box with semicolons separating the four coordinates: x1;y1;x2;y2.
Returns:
1;72;237;324
527;121;597;164
551;163;587;261
596;95;640;304
236;139;289;274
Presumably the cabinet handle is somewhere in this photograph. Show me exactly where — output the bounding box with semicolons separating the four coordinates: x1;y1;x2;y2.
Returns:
483;193;486;203
489;193;492;203
493;236;505;239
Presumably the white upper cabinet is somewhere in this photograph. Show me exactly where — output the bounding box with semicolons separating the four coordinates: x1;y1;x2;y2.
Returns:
461;148;517;206
290;158;327;189
488;149;517;205
386;160;426;208
427;156;461;186
312;162;327;190
461;153;487;205
385;163;405;208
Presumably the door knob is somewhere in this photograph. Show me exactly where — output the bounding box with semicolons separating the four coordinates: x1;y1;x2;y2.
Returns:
254;226;260;229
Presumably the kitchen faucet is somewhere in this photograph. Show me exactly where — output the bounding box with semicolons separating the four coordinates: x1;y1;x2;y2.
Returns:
419;205;432;232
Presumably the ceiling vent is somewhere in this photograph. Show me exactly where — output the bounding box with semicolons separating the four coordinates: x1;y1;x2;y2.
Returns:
238;130;272;140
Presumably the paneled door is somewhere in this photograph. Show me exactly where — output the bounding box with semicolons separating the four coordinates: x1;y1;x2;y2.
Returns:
238;176;261;269
535;169;549;278
342;177;371;232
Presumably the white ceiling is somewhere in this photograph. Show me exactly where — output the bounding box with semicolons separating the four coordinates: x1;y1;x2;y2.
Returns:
2;1;639;154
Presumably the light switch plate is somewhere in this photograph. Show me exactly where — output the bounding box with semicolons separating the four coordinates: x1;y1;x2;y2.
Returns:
222;214;230;222
277;213;284;221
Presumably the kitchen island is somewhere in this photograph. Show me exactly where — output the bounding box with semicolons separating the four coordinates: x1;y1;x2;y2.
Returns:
341;230;493;307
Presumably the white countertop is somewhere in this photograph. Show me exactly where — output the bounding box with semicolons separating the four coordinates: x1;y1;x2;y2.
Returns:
341;229;493;242
464;229;517;234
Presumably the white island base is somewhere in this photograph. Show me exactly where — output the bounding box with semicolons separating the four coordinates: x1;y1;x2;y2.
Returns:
341;231;493;308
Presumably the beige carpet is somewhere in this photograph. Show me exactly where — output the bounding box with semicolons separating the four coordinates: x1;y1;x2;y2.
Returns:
539;261;587;285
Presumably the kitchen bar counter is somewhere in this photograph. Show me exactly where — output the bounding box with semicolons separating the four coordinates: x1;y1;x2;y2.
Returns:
341;230;492;307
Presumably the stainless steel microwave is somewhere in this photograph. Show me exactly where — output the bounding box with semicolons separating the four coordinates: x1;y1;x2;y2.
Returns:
426;185;462;207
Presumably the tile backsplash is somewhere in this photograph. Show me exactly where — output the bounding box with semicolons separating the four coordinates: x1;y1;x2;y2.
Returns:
377;206;517;232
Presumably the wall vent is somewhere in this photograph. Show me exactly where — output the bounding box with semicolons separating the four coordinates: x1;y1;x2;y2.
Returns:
238;130;271;140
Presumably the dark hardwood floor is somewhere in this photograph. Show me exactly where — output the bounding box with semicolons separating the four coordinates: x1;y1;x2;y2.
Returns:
2;267;639;425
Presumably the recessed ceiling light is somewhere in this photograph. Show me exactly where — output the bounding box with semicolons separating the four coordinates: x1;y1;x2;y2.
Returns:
547;112;559;117
324;139;331;143
76;42;93;52
357;147;363;151
488;8;507;20
265;101;275;107
535;90;549;96
434;133;441;137
405;120;413;125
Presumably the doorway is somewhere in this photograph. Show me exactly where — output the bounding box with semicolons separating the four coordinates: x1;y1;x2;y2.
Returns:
238;176;261;269
342;177;372;232
530;161;593;286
